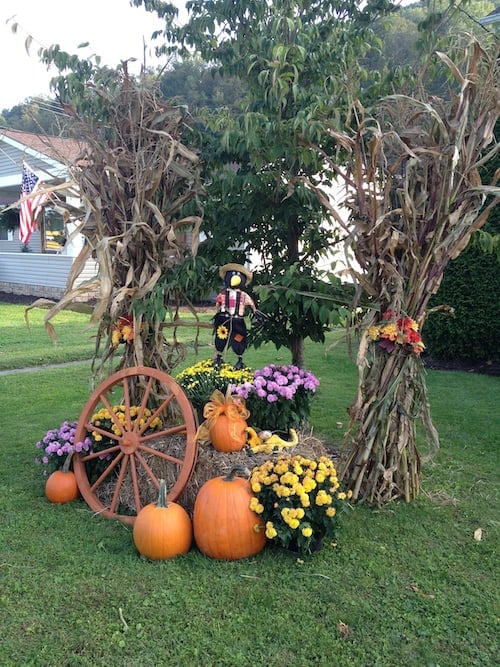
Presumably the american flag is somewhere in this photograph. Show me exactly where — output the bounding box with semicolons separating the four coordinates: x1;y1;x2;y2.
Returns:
19;162;49;244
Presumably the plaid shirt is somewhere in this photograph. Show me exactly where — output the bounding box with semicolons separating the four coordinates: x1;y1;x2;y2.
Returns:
216;289;255;317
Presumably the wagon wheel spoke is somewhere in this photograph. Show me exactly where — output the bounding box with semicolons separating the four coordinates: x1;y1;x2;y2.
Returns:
141;423;187;442
73;366;198;525
121;378;132;430
109;454;130;514
89;451;124;492
129;454;143;514
98;392;129;436
139;443;184;467
136;392;176;435
134;375;155;431
134;451;161;491
80;444;121;462
82;421;121;446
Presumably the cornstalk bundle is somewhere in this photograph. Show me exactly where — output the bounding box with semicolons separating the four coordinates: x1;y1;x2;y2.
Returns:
306;40;499;504
37;70;204;393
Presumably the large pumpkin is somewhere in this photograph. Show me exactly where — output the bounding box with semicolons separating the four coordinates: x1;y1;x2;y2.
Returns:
133;479;192;560
193;467;267;560
45;453;79;504
209;414;248;453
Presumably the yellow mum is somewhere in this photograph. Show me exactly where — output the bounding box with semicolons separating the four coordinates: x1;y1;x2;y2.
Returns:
112;330;121;347
293;483;305;496
281;472;299;486
249;497;260;512
300;493;310;508
265;522;278;539
315;490;330;506
121;325;133;341
302;477;317;493
380;322;399;341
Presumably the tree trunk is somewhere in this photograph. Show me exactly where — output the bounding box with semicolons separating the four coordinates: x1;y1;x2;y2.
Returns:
290;334;305;368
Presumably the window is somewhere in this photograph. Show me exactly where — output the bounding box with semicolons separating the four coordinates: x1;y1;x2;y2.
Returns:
0;207;18;241
41;208;66;253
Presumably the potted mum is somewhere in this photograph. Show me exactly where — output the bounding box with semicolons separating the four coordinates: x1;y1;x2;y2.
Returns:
249;454;351;556
231;364;319;432
36;406;163;482
175;359;253;420
35;421;93;476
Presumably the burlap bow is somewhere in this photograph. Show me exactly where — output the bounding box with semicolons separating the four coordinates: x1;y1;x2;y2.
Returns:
196;387;250;442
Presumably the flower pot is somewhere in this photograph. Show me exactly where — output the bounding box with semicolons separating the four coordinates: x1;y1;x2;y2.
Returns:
286;536;323;554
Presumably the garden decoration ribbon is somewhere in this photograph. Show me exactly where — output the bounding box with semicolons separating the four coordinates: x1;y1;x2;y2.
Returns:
196;387;250;442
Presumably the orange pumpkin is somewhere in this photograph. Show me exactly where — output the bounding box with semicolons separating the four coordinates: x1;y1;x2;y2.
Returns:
45;453;79;504
209;414;248;452
133;479;192;560
193;467;267;560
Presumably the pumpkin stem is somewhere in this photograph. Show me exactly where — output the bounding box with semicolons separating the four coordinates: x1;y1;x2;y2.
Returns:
62;451;74;474
157;479;169;508
224;465;251;481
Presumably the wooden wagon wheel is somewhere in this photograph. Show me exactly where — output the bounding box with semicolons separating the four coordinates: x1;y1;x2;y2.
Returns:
73;366;198;524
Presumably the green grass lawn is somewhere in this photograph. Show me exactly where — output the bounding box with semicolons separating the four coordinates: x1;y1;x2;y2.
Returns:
0;302;96;370
0;302;498;666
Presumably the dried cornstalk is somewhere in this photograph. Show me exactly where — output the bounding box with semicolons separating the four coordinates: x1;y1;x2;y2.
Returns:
306;39;499;503
37;71;203;392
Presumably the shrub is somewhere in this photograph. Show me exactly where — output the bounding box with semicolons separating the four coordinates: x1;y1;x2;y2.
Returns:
424;241;499;363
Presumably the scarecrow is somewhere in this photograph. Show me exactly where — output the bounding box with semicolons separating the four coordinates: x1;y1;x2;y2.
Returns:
213;263;258;369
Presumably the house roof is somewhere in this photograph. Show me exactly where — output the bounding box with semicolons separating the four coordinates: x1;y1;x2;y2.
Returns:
0;128;84;206
0;127;84;165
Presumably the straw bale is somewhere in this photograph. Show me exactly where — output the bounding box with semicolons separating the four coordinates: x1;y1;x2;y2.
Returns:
95;430;336;516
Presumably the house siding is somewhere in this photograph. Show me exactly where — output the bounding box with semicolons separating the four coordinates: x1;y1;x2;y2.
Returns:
0;253;98;300
0;227;41;253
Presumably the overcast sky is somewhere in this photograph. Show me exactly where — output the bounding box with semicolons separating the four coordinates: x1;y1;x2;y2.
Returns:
1;0;184;111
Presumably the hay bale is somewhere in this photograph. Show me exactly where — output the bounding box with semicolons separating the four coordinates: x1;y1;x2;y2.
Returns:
93;430;335;516
177;431;332;513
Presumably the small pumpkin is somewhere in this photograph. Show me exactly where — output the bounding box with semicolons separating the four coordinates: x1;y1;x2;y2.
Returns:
193;466;267;560
209;413;248;453
133;479;192;560
198;388;250;453
45;452;79;504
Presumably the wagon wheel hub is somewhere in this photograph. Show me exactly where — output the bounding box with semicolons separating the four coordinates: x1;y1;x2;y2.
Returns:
120;431;140;454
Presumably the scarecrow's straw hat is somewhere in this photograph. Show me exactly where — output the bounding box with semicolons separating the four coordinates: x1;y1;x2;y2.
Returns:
219;263;253;284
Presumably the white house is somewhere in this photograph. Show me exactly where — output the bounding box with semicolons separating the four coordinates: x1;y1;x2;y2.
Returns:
480;6;500;30
0;127;97;299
